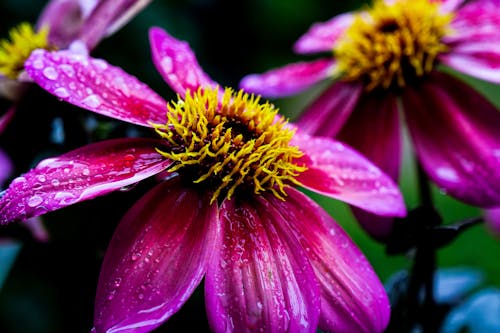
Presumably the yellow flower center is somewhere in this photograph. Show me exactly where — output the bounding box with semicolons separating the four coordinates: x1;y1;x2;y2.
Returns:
0;23;54;79
152;87;306;203
335;0;452;91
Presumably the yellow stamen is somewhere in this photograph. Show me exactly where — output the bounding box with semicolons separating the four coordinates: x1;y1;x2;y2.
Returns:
152;87;307;203
335;0;452;91
0;23;54;79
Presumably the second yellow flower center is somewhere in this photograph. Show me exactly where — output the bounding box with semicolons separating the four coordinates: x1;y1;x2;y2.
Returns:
0;23;54;79
152;87;306;203
335;0;452;91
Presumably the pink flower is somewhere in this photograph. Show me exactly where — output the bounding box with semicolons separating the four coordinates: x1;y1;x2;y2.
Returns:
0;0;152;122
1;27;406;332
240;0;500;240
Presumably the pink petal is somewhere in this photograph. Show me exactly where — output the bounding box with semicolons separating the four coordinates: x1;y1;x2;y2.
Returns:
148;27;219;97
433;0;467;13
293;134;406;217
402;71;500;207
205;196;320;333
336;92;402;240
293;13;355;54
25;49;167;127
94;177;218;333
0;138;172;223
240;59;336;98
447;0;500;42
37;0;84;48
264;188;391;333
79;0;152;50
441;42;500;83
295;81;362;137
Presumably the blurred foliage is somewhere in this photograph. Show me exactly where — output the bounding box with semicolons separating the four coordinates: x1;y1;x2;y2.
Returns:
0;0;499;332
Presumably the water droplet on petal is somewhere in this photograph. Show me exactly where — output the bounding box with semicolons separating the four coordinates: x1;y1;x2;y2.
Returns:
54;87;70;98
82;94;102;108
161;57;173;72
42;67;59;80
27;195;43;207
59;64;75;77
32;59;44;70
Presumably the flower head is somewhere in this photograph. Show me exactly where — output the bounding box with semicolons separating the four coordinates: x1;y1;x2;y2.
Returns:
0;27;406;332
0;0;152;102
240;0;500;239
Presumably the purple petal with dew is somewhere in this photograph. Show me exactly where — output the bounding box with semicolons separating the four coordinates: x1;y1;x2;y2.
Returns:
93;177;218;333
149;27;220;98
240;58;336;98
441;42;500;84
264;188;391;333
293;134;406;217
0;138;172;224
79;0;153;51
295;81;362;137
402;71;500;207
336;92;402;240
205;196;320;333
25;49;167;127
37;0;86;49
293;13;355;54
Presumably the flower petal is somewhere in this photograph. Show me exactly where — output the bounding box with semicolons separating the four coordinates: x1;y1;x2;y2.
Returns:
295;81;362;137
434;0;467;13
447;0;500;42
240;59;336;98
205;196;320;333
0;138;172;224
37;0;85;48
336;92;402;240
79;0;153;50
293;134;406;217
25;49;167;127
293;13;355;54
93;177;218;333
402;71;500;207
149;27;219;97
264;188;391;333
441;42;500;83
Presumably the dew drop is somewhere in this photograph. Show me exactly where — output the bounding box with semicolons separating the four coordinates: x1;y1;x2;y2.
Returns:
27;195;43;207
161;57;173;72
82;168;90;176
59;64;75;77
54;87;70;98
51;179;60;186
82;94;102;108
32;59;44;70
112;278;122;288
42;67;59;80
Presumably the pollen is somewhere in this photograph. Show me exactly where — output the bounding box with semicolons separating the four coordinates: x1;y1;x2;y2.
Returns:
334;0;453;91
0;23;54;79
152;86;307;203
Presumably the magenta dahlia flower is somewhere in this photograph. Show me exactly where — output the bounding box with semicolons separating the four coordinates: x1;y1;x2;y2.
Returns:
240;0;500;240
0;27;405;332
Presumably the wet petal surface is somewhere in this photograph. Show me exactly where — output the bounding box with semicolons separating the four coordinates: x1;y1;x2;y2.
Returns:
94;178;218;333
402;71;500;207
149;27;219;97
265;188;391;333
0;138;171;223
205;196;320;333
25;49;167;127
293;134;406;217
